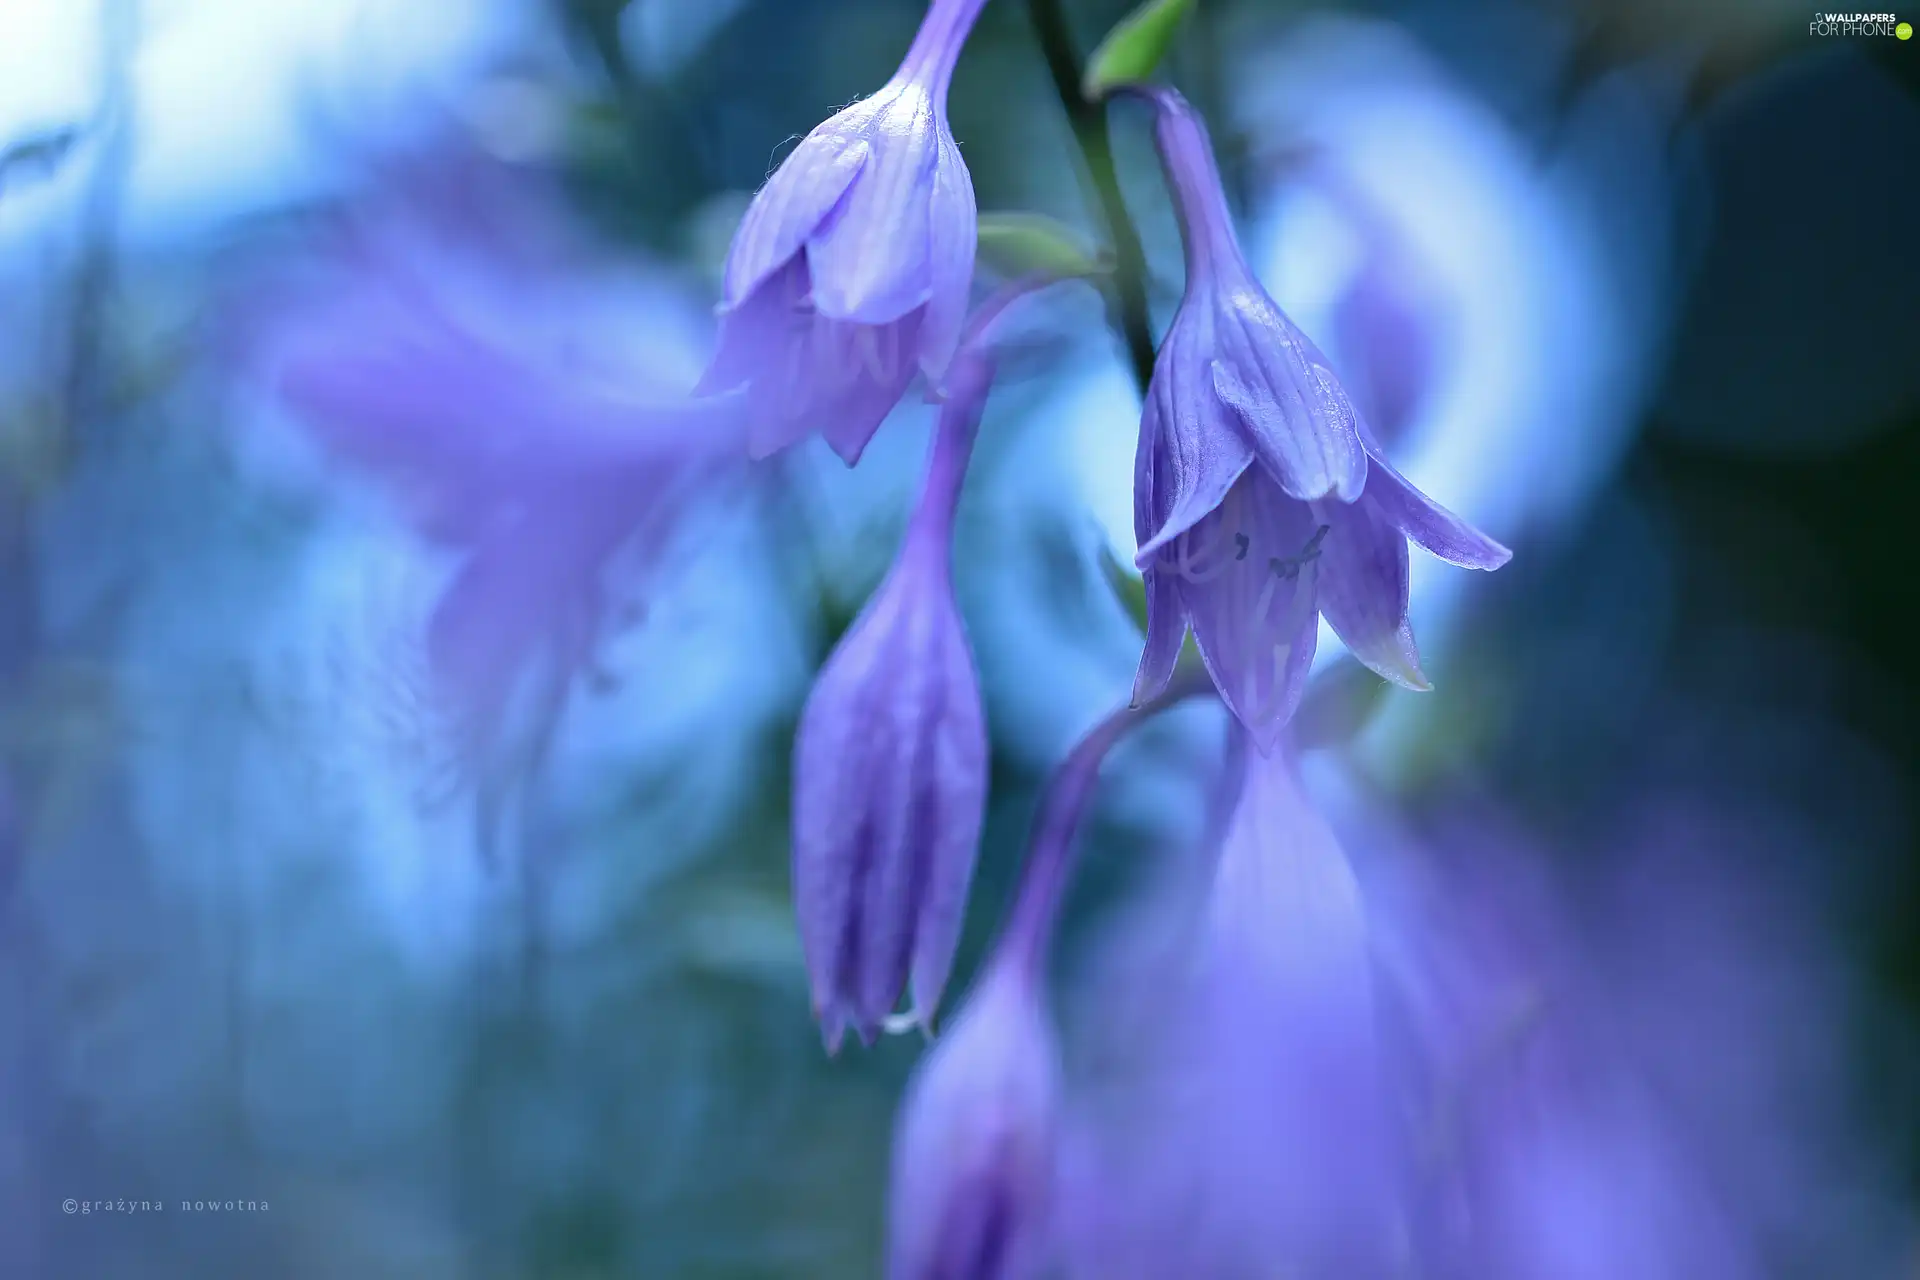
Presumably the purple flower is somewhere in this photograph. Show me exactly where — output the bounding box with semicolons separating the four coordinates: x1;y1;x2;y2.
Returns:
1056;745;1905;1278
697;0;987;465
887;958;1060;1280
1125;87;1510;750
250;160;744;855
1057;738;1403;1278
789;352;992;1050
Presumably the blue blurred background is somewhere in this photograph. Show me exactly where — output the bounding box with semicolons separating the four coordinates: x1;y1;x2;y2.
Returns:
1;0;1917;1275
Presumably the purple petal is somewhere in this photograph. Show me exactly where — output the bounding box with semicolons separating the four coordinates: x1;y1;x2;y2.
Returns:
916;130;978;387
704;258;920;464
806;91;942;323
1131;567;1188;707
1211;302;1368;504
904;590;989;1030
792;583;906;1037
1134;345;1256;565
721;131;870;310
1174;476;1323;752
1312;493;1428;690
1360;439;1511;571
816;310;926;466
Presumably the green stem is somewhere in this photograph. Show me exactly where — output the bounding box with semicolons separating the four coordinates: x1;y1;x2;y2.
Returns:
1026;0;1158;396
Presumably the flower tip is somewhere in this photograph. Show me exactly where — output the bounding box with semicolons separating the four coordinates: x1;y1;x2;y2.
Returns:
885;1007;939;1044
1130;662;1173;710
1389;667;1434;694
1243;718;1284;758
826;433;870;468
818;1011;847;1058
1334;452;1370;505
1353;630;1431;692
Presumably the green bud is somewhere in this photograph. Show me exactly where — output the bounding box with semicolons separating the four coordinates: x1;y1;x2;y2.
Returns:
1081;0;1196;101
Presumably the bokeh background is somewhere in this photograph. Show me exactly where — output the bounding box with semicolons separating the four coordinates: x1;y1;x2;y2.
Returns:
1;0;1917;1276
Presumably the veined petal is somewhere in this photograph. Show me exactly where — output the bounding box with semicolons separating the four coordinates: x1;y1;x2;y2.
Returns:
855;580;947;1031
1313;493;1428;690
815;309;925;466
1135;338;1256;565
1211;309;1368;505
807;90;942;323
1177;477;1323;752
722;134;870;310
1362;447;1512;571
1131;567;1188;707
703;257;920;464
699;260;821;458
917;129;978;388
907;617;989;1031
792;578;911;1044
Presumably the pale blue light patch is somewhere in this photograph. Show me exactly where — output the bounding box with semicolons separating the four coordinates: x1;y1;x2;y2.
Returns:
776;392;941;604
0;0;527;254
546;489;816;939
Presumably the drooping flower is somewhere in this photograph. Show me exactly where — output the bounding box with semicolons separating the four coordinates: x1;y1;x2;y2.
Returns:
697;0;986;464
1124;86;1511;751
789;351;993;1051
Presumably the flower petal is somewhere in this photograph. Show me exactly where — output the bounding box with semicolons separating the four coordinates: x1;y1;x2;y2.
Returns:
1362;447;1512;570
792;580;906;1043
1313;494;1428;690
721;133;870;311
816;310;925;466
1134;346;1255;565
1178;478;1323;753
1131;566;1188;707
907;616;989;1031
916;130;978;388
702;258;919;464
807;91;941;323
1212;303;1368;504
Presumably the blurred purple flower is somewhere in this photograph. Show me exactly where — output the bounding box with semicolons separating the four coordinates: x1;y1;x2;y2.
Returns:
790;351;992;1051
248;161;745;857
1057;737;1404;1278
1056;748;1900;1278
696;0;985;465
888;957;1059;1280
1125;86;1509;751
